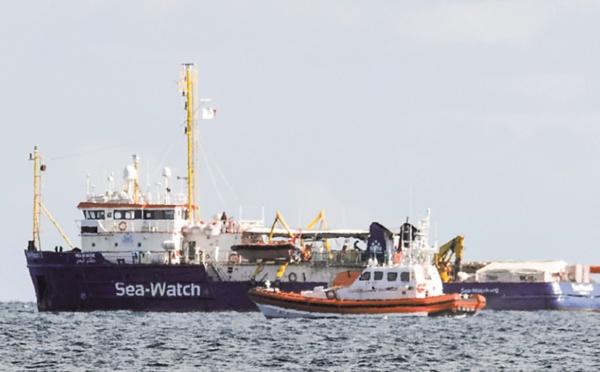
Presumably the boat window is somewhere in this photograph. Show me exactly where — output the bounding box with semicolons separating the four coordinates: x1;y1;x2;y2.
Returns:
387;272;398;281
374;271;383;280
143;210;176;220
81;226;98;233
84;210;105;220
520;275;535;282
114;210;140;220
400;272;410;282
359;272;371;281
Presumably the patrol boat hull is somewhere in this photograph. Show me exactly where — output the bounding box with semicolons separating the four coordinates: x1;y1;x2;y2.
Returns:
248;287;486;318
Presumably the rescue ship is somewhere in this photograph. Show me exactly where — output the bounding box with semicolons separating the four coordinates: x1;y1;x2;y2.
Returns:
249;217;485;318
24;63;373;312
435;239;600;311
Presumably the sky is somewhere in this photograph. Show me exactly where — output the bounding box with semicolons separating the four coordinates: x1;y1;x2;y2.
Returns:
2;1;600;302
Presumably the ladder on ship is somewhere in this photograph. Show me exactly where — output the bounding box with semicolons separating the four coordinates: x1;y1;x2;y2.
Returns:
205;253;229;281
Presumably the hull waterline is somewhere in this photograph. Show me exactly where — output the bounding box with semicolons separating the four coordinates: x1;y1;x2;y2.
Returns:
26;251;326;312
443;282;600;311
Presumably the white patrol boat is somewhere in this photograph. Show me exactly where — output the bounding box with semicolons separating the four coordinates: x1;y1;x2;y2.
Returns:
249;212;486;318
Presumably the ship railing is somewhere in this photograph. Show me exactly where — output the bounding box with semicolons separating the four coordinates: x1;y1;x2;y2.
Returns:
236;219;265;232
170;193;186;204
113;220;184;233
80;219;185;234
312;249;365;266
97;248;365;267
98;250;170;265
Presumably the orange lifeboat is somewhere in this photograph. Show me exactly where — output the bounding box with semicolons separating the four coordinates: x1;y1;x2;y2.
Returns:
248;286;485;318
249;263;486;318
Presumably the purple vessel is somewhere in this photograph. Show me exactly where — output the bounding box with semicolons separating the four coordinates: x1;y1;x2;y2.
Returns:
443;282;600;311
25;251;326;312
25;65;370;312
442;260;600;311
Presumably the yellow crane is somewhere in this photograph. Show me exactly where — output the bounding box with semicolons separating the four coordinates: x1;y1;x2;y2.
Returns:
267;210;329;281
433;235;464;282
304;209;330;251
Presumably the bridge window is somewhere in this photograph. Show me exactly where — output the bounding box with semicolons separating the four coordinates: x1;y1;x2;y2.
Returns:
387;272;398;281
84;210;105;220
143;210;176;220
400;272;410;282
374;271;383;280
114;210;141;220
359;272;371;281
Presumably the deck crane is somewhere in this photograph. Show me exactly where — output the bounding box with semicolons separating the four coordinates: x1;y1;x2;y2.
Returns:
433;235;464;282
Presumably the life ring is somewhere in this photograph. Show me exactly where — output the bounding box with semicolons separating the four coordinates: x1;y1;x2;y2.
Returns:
288;272;297;282
326;290;338;300
118;221;127;231
228;253;239;263
417;283;426;293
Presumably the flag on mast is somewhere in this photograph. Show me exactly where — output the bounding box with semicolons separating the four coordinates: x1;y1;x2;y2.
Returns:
202;107;217;120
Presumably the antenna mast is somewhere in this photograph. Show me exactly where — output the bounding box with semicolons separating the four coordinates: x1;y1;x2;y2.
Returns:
28;147;75;251
30;147;43;250
180;63;198;221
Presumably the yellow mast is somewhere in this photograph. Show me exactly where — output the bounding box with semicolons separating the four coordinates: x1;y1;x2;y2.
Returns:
29;147;75;251
180;63;198;222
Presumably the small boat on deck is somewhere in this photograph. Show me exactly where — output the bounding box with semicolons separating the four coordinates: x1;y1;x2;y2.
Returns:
249;212;486;318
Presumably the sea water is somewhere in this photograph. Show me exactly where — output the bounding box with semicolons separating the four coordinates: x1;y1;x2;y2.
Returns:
1;302;599;371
